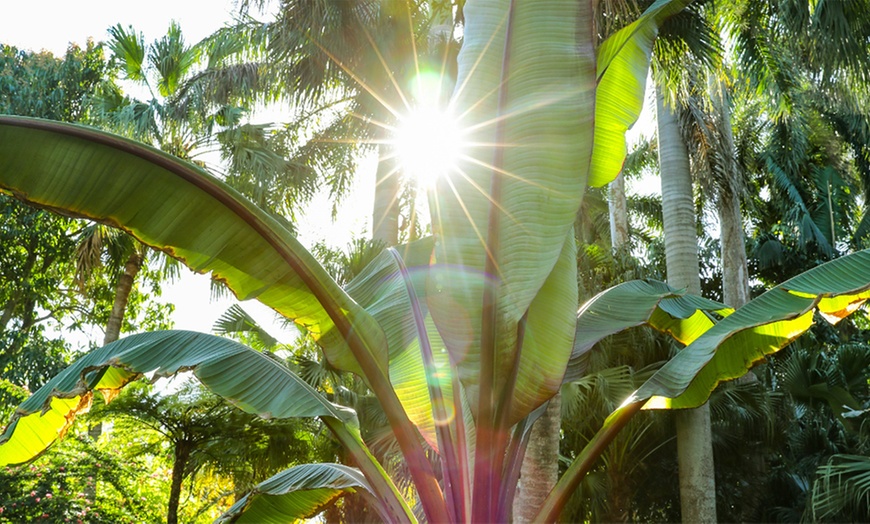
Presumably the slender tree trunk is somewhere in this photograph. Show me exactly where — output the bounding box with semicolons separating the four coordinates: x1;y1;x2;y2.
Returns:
512;393;561;523
656;89;718;524
104;252;144;345
718;189;748;307
709;78;749;309
88;252;144;450
168;440;192;524
609;171;630;252
372;142;401;246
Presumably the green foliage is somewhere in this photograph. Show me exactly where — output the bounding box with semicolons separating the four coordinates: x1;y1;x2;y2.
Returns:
0;42;107;122
10;1;870;523
0;432;165;524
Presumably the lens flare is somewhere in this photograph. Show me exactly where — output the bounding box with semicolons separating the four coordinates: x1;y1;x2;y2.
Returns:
395;106;463;188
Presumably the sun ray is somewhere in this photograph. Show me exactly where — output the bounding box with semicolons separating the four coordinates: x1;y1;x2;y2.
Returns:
455;80;505;124
371;161;405;236
463;86;587;135
450;165;526;234
300;31;403;120
436;11;457;102
459;155;552;192
345;112;397;134
441;174;500;277
354;14;413;114
372;158;403;189
403;0;422;99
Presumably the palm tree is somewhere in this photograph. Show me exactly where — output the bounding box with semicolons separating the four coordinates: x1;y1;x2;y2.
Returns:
655;86;718;523
181;0;461;245
96;380;319;524
651;3;724;520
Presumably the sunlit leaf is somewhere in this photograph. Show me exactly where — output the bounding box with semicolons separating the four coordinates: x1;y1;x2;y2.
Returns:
590;0;694;187
566;279;729;383
428;0;594;424
0;116;385;377
0;331;354;467
635;250;870;409
218;463;375;523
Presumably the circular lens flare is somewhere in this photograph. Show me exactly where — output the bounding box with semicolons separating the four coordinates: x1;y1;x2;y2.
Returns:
395;107;463;188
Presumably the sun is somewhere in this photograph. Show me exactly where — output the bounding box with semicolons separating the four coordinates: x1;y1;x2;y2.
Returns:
395;106;464;188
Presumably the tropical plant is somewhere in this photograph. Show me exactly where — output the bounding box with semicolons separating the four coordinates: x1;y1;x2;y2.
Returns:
4;1;870;523
93;380;326;524
0;430;166;524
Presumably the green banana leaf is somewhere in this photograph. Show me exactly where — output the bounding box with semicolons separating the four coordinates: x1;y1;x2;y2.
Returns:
341;238;455;452
635;249;870;409
428;0;594;423
0;116;382;378
0;116;442;523
0;330;413;523
426;0;692;425
504;231;578;425
539;252;870;521
565;279;730;383
0;331;353;466
589;0;693;187
217;463;376;523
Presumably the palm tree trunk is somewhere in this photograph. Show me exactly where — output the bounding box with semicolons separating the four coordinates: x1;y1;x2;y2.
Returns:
512;393;561;523
372;142;400;246
719;188;748;307
709;78;749;309
104;252;144;345
88;252;144;444
609;171;630;252
656;89;718;524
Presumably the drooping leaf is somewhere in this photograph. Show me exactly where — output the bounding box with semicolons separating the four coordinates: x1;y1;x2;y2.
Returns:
589;0;694;187
428;0;594;424
565;279;729;383
0;116;442;523
218;463;376;523
0;331;414;523
505;231;579;424
0;330;354;467
0;116;383;377
635;249;870;409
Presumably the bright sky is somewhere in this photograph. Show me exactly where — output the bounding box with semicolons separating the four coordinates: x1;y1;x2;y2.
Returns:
2;1;237;56
1;1;375;340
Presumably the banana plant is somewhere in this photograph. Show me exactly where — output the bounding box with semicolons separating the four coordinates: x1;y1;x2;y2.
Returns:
5;0;870;522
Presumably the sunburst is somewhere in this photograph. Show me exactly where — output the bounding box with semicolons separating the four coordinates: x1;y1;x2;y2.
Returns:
395;103;465;189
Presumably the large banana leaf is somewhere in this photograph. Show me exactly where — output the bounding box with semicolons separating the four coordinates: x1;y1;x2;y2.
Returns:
217;463;376;523
428;0;594;425
564;279;730;383
427;0;693;426
0;330;413;523
634;249;870;408
589;0;693;187
342;238;455;452
539;252;870;522
0;116;381;378
0;331;352;466
0;116;441;523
